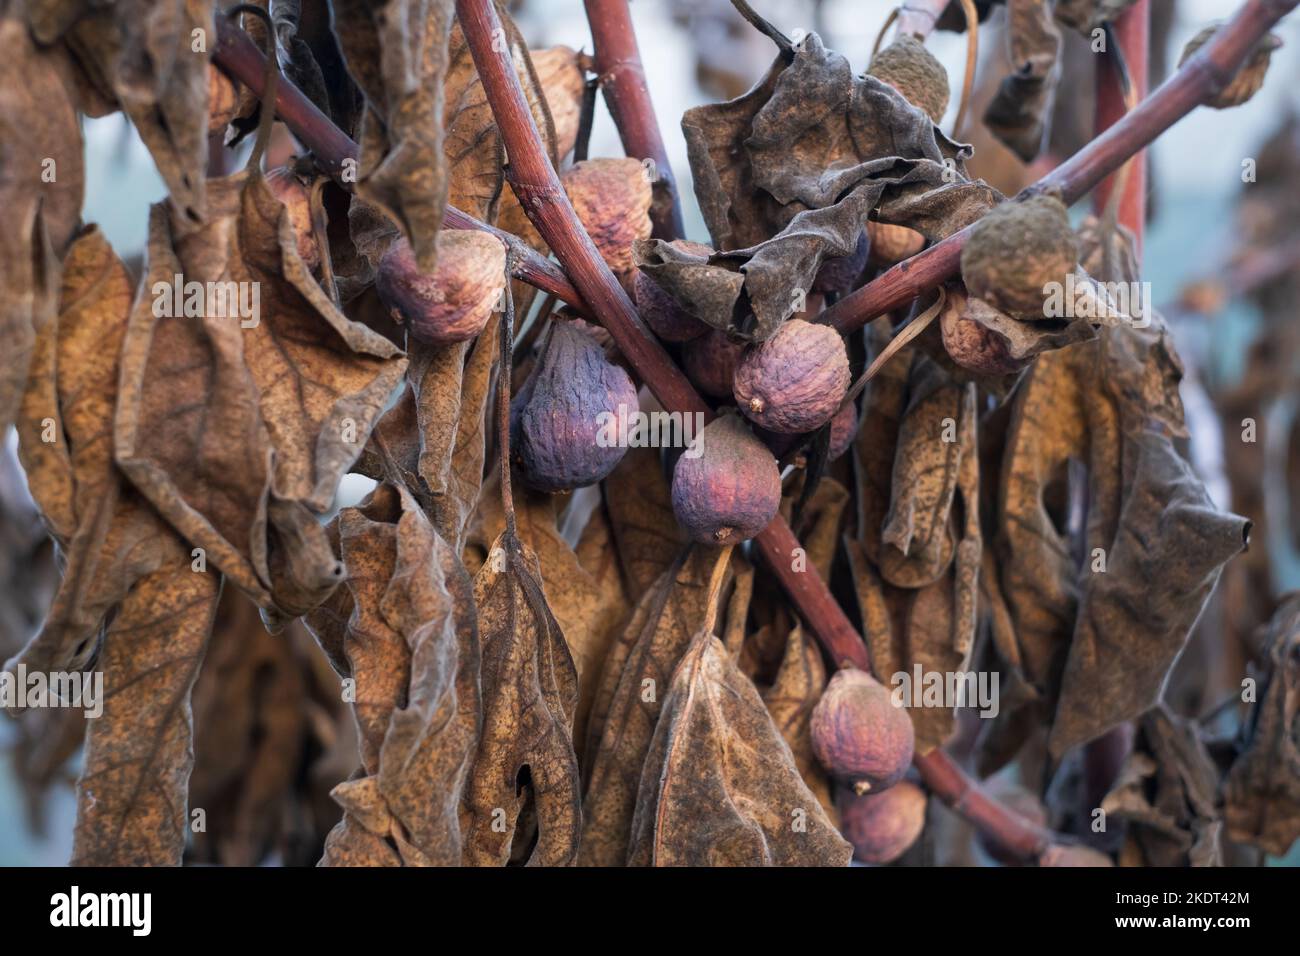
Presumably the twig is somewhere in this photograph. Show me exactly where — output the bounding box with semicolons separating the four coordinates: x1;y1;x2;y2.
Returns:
821;0;1299;336
583;0;687;239
211;15;592;318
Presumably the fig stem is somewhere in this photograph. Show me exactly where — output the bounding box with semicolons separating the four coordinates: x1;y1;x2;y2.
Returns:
497;250;518;540
820;0;1299;336
700;545;734;638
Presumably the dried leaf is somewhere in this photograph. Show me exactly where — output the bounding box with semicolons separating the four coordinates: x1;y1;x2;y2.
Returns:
762;624;837;824
983;0;1061;163
627;631;851;866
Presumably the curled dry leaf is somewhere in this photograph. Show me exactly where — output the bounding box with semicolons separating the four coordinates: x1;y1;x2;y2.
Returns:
461;530;581;866
983;0;1061;163
627;630;852;866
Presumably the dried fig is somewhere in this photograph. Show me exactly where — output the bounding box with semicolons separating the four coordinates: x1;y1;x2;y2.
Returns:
837;780;927;864
562;157;653;277
960;195;1078;319
868;221;925;265
812;231;869;297
811;668;915;793
939;286;1030;376
827;400;859;462
634;239;713;342
671;413;781;544
683;328;745;400
375;230;506;345
265;166;321;272
733;319;850;434
514;320;639;492
868;34;950;123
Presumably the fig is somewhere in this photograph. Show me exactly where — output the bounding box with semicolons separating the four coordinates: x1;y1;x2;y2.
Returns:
208;64;239;134
811;668;915;793
867;220;925;265
265;166;321;272
514;320;639;492
837;780;927;864
671;413;781;544
376;230;506;346
633;239;713;342
1178;27;1280;110
562;157;652;277
960;195;1078;320
939;286;1030;376
812;231;869;296
733;319;850;434
868;34;950;123
682;328;745;399
1039;844;1114;867
827;399;858;462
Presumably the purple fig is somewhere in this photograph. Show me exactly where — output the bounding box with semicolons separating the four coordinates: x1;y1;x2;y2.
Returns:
376;231;506;346
811;668;915;793
633;239;713;342
812;231;869;296
671;414;780;544
838;780;927;864
683;327;745;400
733;319;850;434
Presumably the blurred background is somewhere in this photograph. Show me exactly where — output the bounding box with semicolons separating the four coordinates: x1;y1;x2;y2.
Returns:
3;0;1299;864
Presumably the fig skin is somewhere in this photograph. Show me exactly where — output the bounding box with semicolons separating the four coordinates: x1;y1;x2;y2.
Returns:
683;328;745;400
633;239;713;342
515;320;639;492
811;668;915;793
812;231;869;297
671;414;781;544
562;157;652;277
960;195;1079;319
868;35;950;123
827;400;859;462
375;231;506;346
868;221;925;265
837;780;927;864
265;167;321;272
1039;844;1114;867
939;286;1030;376
733;319;850;434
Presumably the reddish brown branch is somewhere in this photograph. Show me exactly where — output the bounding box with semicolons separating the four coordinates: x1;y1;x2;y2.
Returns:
212;16;590;318
584;0;686;240
822;0;1298;335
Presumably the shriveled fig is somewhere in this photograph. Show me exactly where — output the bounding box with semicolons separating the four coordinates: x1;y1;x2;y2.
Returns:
514;320;639;492
375;230;506;346
868;34;950;123
265;166;321;272
812;231;869;296
562;157;652;277
634;239;713;342
960;195;1078;319
1039;844;1114;867
939;286;1030;376
208;64;239;134
671;413;780;544
683;328;745;399
733;319;850;434
868;220;925;265
1178;27;1280;110
837;780;927;864
827;400;859;462
811;668;915;793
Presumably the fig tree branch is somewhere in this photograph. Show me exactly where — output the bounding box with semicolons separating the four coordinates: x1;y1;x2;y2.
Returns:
821;0;1298;335
583;0;686;240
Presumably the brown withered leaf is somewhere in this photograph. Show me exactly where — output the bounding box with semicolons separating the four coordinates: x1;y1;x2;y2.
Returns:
983;0;1061;163
461;529;580;866
331;0;453;271
580;546;724;865
627;630;851;866
1101;706;1222;867
762;624;836;824
72;561;222;866
6;228;181;680
1224;594;1300;856
115;172;405;620
313;483;480;866
781;474;850;583
675;24;999;338
601;443;689;595
34;0;211;223
855;321;914;559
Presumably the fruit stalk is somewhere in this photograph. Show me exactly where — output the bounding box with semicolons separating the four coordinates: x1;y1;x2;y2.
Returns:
583;0;687;240
821;0;1299;336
